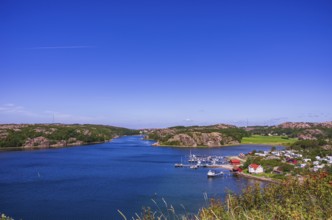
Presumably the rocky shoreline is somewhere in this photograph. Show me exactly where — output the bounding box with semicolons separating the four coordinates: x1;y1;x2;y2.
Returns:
235;172;282;184
0;139;113;152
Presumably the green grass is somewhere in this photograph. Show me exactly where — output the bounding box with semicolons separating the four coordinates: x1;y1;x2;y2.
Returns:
242;135;297;145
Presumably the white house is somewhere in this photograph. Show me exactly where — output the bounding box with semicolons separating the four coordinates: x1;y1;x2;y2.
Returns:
272;151;281;156
248;164;264;174
313;164;325;172
303;158;311;162
313;161;320;165
299;163;306;168
255;153;266;157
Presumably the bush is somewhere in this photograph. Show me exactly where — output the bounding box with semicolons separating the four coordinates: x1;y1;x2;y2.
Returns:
199;173;332;220
135;174;332;220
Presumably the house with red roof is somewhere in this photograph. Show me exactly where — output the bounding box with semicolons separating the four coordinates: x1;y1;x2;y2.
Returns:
248;164;264;174
286;158;298;165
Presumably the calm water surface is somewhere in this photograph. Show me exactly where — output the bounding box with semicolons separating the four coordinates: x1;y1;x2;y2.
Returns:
0;136;282;219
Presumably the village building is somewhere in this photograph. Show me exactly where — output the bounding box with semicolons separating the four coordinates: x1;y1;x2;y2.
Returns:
232;166;243;173
286;158;298;164
273;166;283;174
313;161;320;165
229;159;241;165
248;164;264;174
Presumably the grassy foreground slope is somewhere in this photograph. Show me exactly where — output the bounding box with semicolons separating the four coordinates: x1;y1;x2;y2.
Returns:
137;174;332;220
0;124;139;149
242;135;297;145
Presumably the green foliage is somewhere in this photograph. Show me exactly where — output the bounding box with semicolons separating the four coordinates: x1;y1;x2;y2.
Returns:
278;163;294;173
201;174;332;220
163;140;181;146
325;128;332;138
325;165;332;175
300;148;331;160
0;131;25;147
242;135;297;145
248;126;305;138
290;139;327;150
248;125;332;141
221;127;250;142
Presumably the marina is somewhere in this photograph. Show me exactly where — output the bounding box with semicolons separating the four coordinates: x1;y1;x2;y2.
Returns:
174;153;235;171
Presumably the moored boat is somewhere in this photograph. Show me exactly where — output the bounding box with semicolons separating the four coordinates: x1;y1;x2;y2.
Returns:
174;163;184;167
207;170;224;177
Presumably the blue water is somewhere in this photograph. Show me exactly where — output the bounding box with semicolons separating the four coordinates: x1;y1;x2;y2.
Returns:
0;136;282;219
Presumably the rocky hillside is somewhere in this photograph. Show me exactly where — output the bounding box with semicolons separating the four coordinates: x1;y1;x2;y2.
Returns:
145;124;249;147
247;122;332;140
278;122;332;129
0;124;138;149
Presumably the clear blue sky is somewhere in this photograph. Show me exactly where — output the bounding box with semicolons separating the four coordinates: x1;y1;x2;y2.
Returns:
1;0;331;128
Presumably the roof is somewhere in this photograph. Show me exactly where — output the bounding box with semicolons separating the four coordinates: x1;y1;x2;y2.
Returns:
249;164;261;170
230;159;241;163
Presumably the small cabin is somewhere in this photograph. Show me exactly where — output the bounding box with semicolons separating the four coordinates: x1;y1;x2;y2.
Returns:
273;166;283;174
286;158;298;164
230;159;241;165
232;166;243;173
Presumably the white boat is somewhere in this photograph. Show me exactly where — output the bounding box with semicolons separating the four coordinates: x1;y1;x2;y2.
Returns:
207;170;223;177
190;165;198;169
174;163;184;167
175;157;184;167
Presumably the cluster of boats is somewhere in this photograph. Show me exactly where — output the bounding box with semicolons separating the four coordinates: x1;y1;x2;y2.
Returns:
188;154;225;165
174;153;225;178
175;154;225;167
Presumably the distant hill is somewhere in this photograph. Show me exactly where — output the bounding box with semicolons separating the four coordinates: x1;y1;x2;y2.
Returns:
143;121;332;147
144;124;249;147
247;122;332;140
1;121;331;149
0;124;139;149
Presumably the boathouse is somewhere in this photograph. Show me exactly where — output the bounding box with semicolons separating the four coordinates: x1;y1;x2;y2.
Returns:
230;159;241;165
